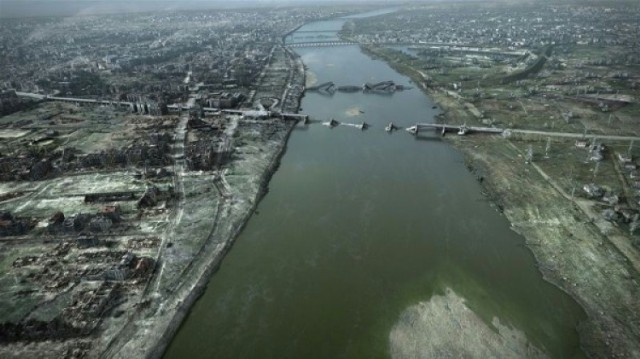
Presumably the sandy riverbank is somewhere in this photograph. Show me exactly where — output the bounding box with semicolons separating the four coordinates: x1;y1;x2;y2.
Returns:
390;288;546;358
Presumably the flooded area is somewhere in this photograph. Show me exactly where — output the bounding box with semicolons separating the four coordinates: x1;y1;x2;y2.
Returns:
165;14;586;359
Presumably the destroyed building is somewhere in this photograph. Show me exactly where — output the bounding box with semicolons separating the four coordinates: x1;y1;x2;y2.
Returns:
0;211;35;237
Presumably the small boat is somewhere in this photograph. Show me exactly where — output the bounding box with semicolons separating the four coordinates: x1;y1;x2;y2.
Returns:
359;121;369;130
385;122;396;132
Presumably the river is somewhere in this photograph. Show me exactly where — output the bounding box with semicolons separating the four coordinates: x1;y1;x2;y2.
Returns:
164;13;586;359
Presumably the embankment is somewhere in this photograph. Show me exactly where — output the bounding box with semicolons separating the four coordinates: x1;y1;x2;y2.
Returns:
145;120;298;359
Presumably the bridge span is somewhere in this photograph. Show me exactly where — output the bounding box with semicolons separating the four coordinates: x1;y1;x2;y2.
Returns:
14;91;307;120
406;123;504;136
406;123;640;142
286;41;358;48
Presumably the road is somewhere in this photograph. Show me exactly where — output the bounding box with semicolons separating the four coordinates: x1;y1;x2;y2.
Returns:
152;111;188;293
509;129;640;141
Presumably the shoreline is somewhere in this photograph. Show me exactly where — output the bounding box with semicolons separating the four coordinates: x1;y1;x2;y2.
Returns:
104;124;300;359
359;44;640;358
145;120;298;359
99;47;306;358
145;45;308;359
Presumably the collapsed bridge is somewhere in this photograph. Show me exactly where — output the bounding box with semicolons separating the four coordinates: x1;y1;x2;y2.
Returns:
305;80;412;94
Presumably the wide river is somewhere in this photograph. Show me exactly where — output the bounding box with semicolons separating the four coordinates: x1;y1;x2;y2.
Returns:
165;13;586;359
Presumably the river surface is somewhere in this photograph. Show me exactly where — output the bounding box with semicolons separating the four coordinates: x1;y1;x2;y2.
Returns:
165;13;586;359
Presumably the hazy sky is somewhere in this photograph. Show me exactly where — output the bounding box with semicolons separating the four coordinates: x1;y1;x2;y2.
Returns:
0;0;391;18
0;0;402;18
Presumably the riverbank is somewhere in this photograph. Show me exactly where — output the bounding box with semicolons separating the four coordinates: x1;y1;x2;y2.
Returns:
361;44;640;358
455;136;640;358
105;120;298;359
92;50;306;358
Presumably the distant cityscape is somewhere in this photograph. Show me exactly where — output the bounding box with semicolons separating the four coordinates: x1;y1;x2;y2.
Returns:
0;1;639;358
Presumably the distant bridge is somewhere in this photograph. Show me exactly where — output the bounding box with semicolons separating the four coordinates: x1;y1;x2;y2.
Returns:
285;41;463;49
292;30;341;34
286;41;358;48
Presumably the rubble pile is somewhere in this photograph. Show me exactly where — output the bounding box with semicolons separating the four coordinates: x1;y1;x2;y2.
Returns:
134;167;172;180
0;318;83;343
0;130;175;182
0;211;36;237
185;115;227;171
137;185;175;208
584;184;640;235
70;143;172;170
0;155;53;181
185;140;223;171
8;242;156;339
187;116;221;131
206;92;245;109
126;237;160;249
66;283;121;321
47;207;122;235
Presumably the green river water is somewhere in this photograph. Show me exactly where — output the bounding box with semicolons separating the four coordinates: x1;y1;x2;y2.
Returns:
165;14;586;359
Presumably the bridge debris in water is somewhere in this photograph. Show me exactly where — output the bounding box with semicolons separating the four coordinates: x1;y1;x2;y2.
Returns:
321;118;369;130
406;123;504;136
305;80;412;95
